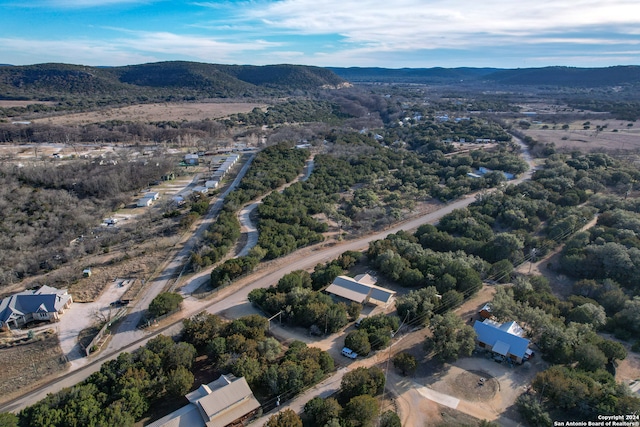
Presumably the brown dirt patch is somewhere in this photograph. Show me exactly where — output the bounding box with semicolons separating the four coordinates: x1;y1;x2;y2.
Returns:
450;370;499;402
32;102;268;126
0;331;68;403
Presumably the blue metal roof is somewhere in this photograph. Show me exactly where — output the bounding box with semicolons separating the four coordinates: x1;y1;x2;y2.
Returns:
473;320;530;359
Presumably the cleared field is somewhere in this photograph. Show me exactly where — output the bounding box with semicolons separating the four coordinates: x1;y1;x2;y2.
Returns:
32;102;268;125
0;100;56;108
520;118;640;151
0;331;67;403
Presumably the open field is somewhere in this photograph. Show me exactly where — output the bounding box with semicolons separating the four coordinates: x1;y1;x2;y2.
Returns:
519;118;640;152
30;102;268;125
0;331;68;402
0;100;56;108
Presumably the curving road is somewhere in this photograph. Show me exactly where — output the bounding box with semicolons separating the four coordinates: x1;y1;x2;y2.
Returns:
0;144;535;414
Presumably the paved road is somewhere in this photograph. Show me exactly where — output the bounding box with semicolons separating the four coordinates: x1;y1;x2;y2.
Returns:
0;145;535;414
103;154;255;355
0;188;479;414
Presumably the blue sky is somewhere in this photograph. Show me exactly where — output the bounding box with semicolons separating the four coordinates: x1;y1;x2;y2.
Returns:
1;0;640;68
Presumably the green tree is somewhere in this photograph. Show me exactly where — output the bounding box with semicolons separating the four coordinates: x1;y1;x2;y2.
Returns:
340;367;385;401
232;355;263;385
182;313;223;349
516;394;552;427
424;312;476;362
165;366;194;397
257;337;282;362
342;395;379;427
393;352;417;376
395;286;439;325
148;292;183;318
596;339;627;363
0;413;18;427
265;409;303;427
344;330;371;356
303;397;342;427
574;343;607;372
567;303;606;328
379;410;402;427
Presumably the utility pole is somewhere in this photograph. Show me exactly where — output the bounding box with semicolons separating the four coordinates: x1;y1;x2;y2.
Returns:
528;248;537;274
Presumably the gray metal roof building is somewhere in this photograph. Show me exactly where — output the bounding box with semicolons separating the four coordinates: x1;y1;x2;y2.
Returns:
325;275;396;307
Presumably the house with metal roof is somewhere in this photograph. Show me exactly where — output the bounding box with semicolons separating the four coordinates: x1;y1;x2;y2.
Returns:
0;285;73;329
325;274;396;307
148;374;260;427
473;319;530;364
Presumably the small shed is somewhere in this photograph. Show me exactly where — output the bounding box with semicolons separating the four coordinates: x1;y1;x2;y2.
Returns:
205;180;219;189
184;154;199;165
137;197;154;207
83;268;92;277
193;186;209;194
479;303;492;319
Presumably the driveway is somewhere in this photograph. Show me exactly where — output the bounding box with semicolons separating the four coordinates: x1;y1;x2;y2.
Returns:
56;278;132;369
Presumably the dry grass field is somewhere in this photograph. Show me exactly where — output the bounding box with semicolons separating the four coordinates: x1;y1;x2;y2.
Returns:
30;102;268;126
0;331;67;403
519;118;640;152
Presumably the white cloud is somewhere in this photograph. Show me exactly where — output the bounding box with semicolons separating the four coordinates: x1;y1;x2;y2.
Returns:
244;0;640;50
116;30;282;61
0;37;156;65
0;29;283;66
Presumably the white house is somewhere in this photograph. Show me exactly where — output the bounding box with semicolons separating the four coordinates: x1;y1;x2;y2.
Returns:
137;197;154;207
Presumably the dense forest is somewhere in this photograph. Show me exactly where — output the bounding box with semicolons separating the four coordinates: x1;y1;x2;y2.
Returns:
353;150;640;424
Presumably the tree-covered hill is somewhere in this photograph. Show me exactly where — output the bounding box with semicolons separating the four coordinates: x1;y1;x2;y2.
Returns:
328;66;500;83
0;61;347;102
329;65;640;88
483;65;640;87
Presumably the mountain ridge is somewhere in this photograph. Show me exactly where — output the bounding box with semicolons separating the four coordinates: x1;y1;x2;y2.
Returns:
0;61;346;102
328;65;640;87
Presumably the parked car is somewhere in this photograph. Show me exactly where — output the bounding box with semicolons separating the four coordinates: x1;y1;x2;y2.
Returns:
341;347;358;359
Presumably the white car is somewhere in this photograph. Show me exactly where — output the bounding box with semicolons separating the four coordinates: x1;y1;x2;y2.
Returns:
341;347;358;359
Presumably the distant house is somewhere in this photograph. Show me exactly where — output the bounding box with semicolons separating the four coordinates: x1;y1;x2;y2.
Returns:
325;274;396;307
185;154;199;165
137;197;153;207
148;374;260;427
193;186;209;194
145;192;160;201
205;180;219;189
0;286;73;329
473;319;530;364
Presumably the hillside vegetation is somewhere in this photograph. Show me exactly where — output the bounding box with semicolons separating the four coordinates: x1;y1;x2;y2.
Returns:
0;62;346;105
